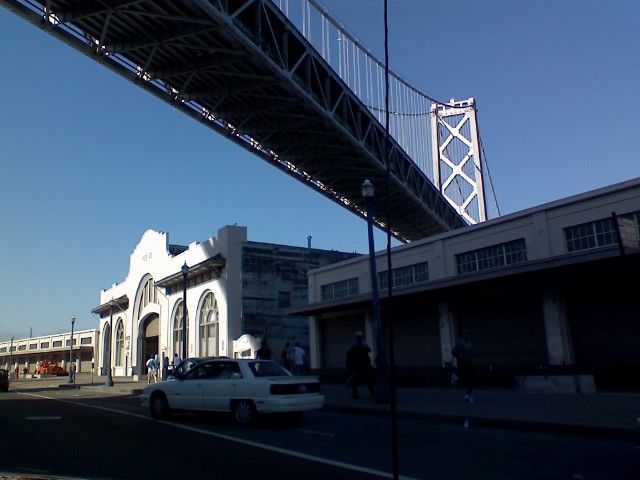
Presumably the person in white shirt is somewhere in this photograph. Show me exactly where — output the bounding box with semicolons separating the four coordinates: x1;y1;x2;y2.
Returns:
145;355;159;385
292;342;308;376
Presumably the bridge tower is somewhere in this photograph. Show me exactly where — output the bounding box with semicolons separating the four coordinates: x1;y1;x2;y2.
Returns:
431;98;487;225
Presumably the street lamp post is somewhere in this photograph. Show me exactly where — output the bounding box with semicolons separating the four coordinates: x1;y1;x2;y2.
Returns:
361;179;391;404
8;336;14;373
181;262;189;360
106;301;114;386
68;315;75;384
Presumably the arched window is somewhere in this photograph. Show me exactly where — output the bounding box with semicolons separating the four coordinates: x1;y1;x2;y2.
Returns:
199;292;219;356
136;277;157;319
173;301;189;358
115;320;125;366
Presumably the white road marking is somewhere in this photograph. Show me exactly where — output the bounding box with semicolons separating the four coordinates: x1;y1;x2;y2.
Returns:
18;391;420;480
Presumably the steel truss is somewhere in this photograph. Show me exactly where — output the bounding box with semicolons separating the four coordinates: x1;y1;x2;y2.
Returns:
2;0;467;241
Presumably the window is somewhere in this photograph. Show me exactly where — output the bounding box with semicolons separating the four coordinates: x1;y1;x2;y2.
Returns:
65;339;77;347
53;341;62;348
186;361;242;380
632;212;640;240
80;337;92;345
379;262;429;290
173;301;189;358
115;321;125;367
136;277;157;314
278;291;291;308
321;278;359;301
249;361;289;377
40;342;49;349
199;292;219;357
565;217;618;253
456;239;528;274
29;343;37;350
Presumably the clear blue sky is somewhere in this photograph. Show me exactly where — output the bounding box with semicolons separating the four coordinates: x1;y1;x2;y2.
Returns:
1;1;638;340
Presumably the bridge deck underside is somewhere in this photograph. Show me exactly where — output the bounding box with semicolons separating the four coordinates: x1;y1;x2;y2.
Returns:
3;0;467;242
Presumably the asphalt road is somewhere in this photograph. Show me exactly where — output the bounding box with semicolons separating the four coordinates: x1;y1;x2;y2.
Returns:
1;388;638;480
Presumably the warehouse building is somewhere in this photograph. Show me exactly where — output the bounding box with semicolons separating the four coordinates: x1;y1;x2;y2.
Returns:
291;178;640;389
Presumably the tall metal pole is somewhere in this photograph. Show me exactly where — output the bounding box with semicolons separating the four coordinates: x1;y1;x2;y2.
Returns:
362;180;391;404
105;302;114;386
8;336;13;373
383;0;399;476
181;262;189;360
68;315;75;384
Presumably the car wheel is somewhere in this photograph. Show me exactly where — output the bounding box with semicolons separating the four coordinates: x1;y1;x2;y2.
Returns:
233;400;256;425
150;392;171;420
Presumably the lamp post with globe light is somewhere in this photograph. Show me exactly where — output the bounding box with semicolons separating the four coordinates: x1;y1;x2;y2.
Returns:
105;301;114;386
361;179;391;404
68;315;75;384
8;336;14;373
181;262;189;360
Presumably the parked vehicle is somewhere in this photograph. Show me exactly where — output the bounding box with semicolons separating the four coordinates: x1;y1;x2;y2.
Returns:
36;360;68;376
141;358;324;425
0;369;9;392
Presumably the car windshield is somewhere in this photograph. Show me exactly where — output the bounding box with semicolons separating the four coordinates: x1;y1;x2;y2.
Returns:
173;358;206;377
248;361;291;377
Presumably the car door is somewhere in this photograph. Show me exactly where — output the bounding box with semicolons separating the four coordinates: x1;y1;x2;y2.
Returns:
202;361;242;411
168;364;208;411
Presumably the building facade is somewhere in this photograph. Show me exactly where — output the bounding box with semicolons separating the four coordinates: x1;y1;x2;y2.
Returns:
292;178;640;388
0;329;97;376
90;225;357;378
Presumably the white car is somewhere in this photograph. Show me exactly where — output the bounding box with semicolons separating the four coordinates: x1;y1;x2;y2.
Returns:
141;358;324;425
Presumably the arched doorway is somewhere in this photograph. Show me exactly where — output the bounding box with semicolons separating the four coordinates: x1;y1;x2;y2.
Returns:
140;313;160;373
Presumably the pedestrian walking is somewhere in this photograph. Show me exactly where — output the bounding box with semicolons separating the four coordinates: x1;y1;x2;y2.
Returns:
452;329;476;402
292;342;308;375
280;342;292;370
146;355;159;385
345;331;375;399
161;355;169;381
173;353;182;366
256;340;272;360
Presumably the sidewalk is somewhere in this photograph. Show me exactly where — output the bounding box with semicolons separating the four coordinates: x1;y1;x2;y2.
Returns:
7;373;639;441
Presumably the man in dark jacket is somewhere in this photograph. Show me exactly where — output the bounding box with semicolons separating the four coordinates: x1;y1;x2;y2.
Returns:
452;329;476;403
346;331;375;399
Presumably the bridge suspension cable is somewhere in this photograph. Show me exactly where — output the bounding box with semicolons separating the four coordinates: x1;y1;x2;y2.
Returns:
275;0;499;223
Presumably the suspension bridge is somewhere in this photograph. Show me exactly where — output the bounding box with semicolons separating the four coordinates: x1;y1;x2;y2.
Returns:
1;0;499;242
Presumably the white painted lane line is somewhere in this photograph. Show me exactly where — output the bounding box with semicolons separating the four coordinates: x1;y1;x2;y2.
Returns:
17;392;420;480
156;421;419;480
